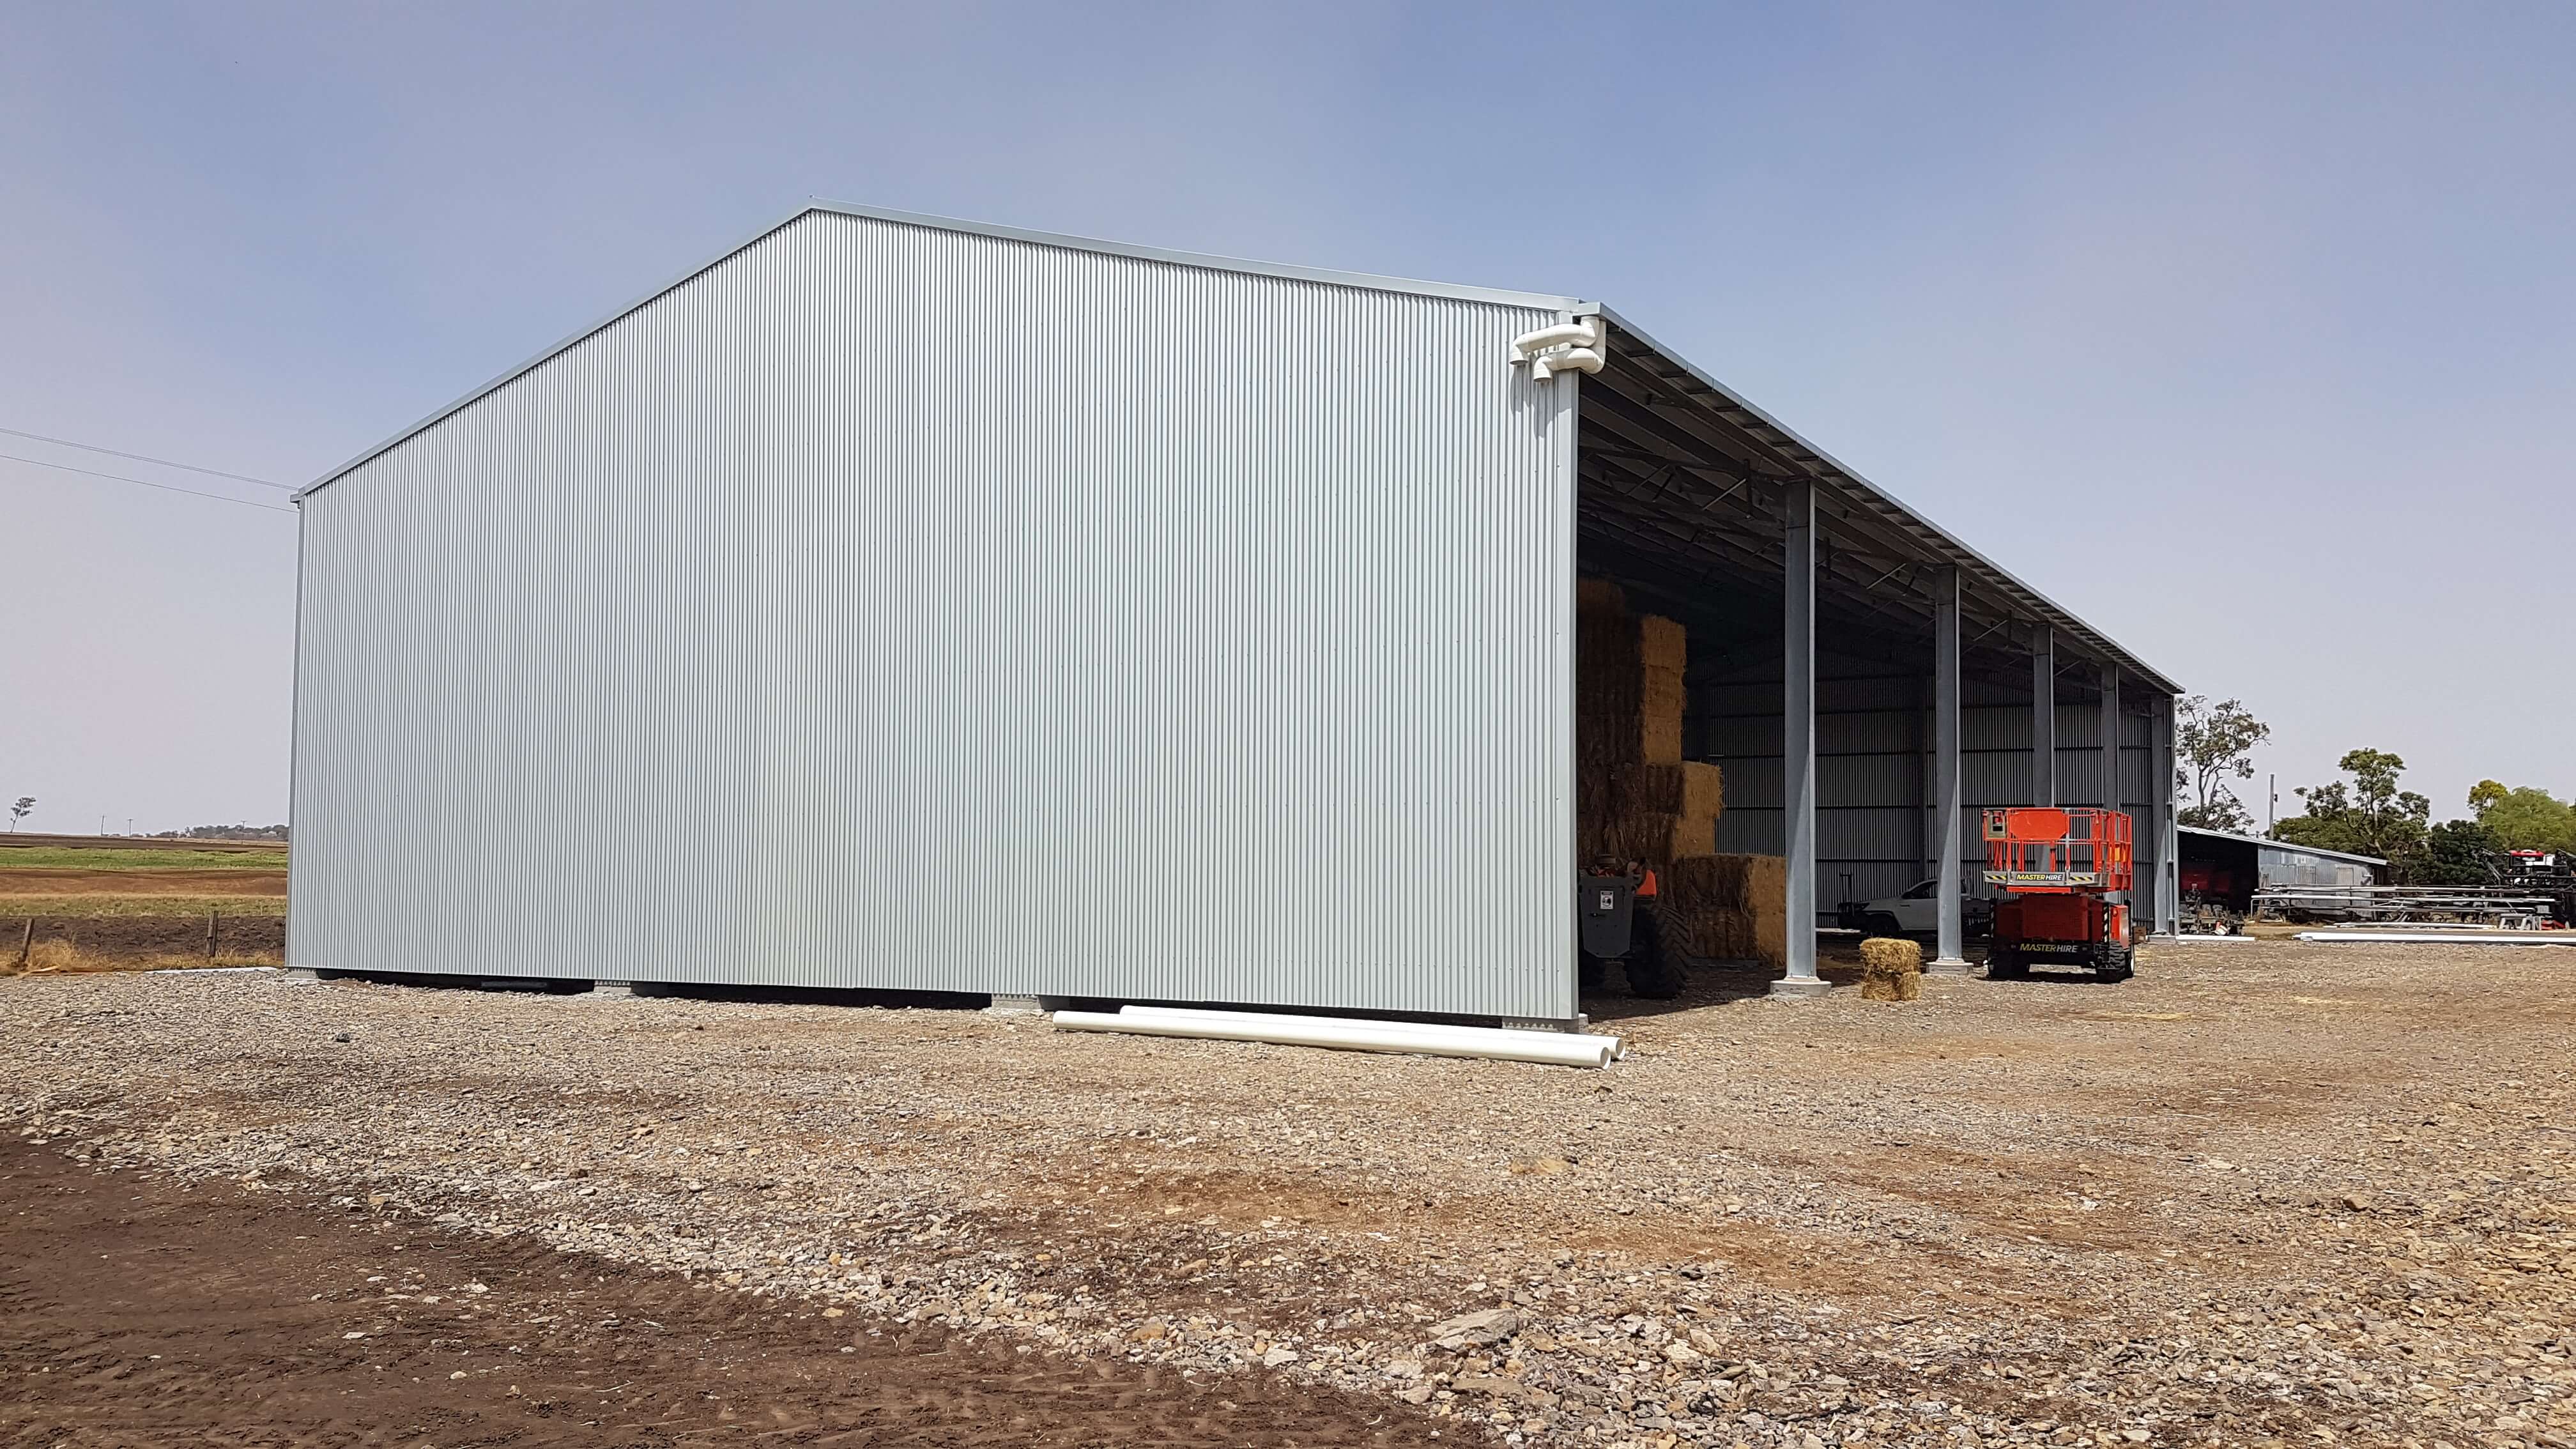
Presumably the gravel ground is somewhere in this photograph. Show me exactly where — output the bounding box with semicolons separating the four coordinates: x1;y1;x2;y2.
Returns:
5;941;2573;1449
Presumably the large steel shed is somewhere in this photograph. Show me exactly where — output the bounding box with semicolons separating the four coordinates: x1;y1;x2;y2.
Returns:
287;202;2179;1023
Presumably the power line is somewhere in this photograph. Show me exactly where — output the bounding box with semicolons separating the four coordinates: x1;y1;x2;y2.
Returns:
0;451;296;514
0;424;297;491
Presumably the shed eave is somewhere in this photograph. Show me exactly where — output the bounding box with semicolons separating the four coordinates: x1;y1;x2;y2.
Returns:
2178;824;2388;868
1589;304;2183;699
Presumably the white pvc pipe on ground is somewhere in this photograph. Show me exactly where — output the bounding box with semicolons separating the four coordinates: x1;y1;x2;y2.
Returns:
1050;1009;1619;1068
1119;1004;1619;1054
2295;931;2576;947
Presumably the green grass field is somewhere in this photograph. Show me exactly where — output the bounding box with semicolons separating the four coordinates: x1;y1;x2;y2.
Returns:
0;847;289;871
0;895;291;919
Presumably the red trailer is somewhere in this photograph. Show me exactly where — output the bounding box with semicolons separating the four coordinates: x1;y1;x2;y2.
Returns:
1984;807;2136;981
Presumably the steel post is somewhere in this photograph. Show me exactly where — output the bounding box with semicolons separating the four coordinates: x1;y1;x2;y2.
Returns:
2032;626;2056;806
1772;479;1824;998
2099;664;2120;809
1930;567;1968;972
2153;693;2179;935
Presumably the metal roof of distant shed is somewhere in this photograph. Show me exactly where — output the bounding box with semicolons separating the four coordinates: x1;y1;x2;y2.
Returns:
302;200;2180;696
2179;825;2388;868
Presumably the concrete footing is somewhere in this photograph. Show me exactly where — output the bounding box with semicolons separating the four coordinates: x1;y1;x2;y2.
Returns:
591;980;636;998
1500;1015;1590;1034
282;967;321;985
1923;956;1976;977
985;993;1068;1015
1766;976;1831;1001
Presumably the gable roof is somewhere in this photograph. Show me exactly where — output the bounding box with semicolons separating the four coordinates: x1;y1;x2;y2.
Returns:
296;200;2177;695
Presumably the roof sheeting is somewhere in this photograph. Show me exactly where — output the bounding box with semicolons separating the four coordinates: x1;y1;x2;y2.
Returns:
2179;824;2388;867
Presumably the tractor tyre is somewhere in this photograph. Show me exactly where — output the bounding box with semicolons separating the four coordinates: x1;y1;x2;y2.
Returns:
1624;908;1685;1000
1986;945;2028;981
2094;943;2136;983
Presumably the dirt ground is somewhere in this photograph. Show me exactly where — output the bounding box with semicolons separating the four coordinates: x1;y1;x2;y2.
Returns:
1;912;286;972
0;1141;1427;1448
5;940;2573;1449
0;866;289;896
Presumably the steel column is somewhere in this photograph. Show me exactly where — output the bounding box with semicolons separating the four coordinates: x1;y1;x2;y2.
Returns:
1931;567;1967;970
2032;625;2056;806
1551;356;1584;1017
2099;664;2120;809
2152;693;2179;934
1772;479;1823;997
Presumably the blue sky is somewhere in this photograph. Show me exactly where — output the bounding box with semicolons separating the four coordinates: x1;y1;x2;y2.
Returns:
4;2;2570;833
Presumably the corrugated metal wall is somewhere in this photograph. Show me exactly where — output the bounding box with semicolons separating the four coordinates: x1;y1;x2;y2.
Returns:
2258;847;2378;890
291;211;1576;1019
1703;661;2165;908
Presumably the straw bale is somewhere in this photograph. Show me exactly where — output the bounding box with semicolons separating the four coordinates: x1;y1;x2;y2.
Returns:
1662;855;1737;912
1619;763;1700;817
1637;613;1687;670
1859;968;1922;1002
1658;852;1787;967
1860;936;1921;1001
1678;908;1758;962
1639;712;1683;765
1860;937;1922;974
1596;761;1714;825
1681;761;1724;820
1657;813;1714;862
1578;577;1628;617
1639;665;1686;726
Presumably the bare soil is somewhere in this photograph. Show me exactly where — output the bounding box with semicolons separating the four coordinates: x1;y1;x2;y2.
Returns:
6;941;2574;1448
0;866;289;896
0;1140;1434;1447
1;912;284;970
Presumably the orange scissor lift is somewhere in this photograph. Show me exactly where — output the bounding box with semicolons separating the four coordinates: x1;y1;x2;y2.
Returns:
1982;806;2137;981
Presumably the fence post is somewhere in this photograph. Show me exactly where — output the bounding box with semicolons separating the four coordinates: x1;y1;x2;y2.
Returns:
207;909;219;960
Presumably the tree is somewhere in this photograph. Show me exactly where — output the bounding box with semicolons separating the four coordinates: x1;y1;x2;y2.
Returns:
2173;696;2271;832
2417;818;2500;885
2466;781;2576;854
6;797;29;831
2274;748;2430;868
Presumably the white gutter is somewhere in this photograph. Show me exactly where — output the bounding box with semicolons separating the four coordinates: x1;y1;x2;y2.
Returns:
1050;1005;1621;1068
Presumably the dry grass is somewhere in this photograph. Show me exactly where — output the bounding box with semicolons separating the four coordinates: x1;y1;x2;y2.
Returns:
3;940;282;977
0;845;287;871
0;894;289;919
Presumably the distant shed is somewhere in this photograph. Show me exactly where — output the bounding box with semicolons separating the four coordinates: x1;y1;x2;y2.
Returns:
2177;825;2387;916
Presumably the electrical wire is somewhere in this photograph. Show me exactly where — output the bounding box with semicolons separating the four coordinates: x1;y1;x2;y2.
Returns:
0;424;296;490
0;451;296;514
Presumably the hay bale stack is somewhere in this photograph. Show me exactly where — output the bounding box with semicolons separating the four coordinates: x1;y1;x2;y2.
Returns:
1660;852;1788;969
1859;936;1923;1002
1621;762;1725;820
1576;578;1714;868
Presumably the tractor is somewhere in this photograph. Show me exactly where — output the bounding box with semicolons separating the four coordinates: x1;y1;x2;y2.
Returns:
1982;806;2136;982
1575;861;1684;999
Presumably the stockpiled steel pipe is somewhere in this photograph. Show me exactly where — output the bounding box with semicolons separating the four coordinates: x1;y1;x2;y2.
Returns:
1049;1005;1621;1068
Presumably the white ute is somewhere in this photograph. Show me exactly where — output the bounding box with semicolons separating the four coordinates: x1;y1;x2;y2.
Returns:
1843;879;1992;940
